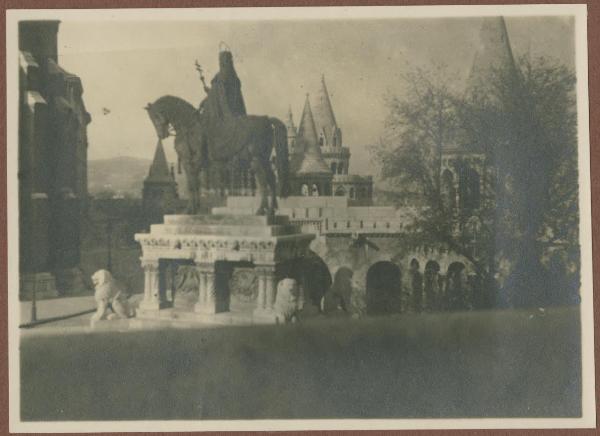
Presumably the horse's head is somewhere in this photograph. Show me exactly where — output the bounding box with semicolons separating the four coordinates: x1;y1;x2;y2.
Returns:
145;102;170;140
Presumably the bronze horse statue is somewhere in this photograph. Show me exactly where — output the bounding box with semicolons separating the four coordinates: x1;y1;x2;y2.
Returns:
145;95;289;215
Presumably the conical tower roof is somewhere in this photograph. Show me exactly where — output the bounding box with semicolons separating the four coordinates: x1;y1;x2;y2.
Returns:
296;95;331;175
468;16;518;92
146;139;174;183
313;74;339;145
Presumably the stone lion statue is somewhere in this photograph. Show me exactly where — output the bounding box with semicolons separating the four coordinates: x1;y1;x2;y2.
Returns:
274;278;304;324
90;269;135;327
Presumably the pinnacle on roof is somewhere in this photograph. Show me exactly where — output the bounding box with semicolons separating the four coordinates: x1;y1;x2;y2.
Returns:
314;74;339;146
468;16;518;92
286;105;297;136
296;94;331;175
146;139;174;183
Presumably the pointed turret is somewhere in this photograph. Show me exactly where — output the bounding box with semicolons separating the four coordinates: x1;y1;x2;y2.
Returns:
468;16;518;92
286;105;297;153
146;140;173;183
286;105;297;137
314;74;342;147
143;139;178;225
296;95;331;175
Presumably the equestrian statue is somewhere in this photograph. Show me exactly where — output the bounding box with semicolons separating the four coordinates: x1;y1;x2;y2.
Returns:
145;46;289;215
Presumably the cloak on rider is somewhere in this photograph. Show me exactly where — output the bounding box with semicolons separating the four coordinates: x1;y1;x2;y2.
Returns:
198;44;247;124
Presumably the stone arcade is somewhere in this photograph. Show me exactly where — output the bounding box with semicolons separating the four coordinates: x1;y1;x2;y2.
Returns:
134;213;314;325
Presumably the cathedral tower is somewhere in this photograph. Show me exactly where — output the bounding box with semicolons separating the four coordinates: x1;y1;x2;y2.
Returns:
143;140;178;225
290;94;333;196
313;75;350;176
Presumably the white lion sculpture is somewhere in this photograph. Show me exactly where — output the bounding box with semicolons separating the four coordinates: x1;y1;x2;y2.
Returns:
274;278;304;324
90;269;135;327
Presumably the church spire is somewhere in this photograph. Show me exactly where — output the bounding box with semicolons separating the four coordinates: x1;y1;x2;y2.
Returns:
286;105;297;138
468;16;518;92
146;139;173;183
314;74;342;147
296;94;331;174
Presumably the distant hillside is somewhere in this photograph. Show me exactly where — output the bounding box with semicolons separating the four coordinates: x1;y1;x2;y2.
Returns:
88;157;151;198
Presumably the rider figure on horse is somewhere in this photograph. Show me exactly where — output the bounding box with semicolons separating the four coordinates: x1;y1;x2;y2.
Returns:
196;43;246;124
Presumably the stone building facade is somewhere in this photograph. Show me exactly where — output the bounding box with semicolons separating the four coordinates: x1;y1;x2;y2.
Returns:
19;20;91;299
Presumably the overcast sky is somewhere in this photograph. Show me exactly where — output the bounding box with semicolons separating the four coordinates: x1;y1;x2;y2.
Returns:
57;16;575;175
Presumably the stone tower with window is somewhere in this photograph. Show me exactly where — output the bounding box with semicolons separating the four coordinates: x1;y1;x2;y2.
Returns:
142;140;179;225
289;95;333;196
440;17;517;238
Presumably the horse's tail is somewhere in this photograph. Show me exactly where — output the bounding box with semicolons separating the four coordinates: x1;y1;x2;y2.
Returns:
270;117;290;197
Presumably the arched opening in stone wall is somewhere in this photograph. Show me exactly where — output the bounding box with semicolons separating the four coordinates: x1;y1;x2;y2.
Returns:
331;162;337;174
301;183;309;196
335;186;346;196
446;261;468;311
322;266;354;315
424;260;441;311
441;169;456;214
278;252;332;310
366;261;402;315
311;184;320;196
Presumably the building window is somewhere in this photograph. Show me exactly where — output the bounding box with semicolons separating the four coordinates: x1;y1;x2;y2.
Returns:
331;162;337;174
349;187;355;199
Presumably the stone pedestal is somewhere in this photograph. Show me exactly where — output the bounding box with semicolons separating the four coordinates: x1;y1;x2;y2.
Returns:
134;213;315;325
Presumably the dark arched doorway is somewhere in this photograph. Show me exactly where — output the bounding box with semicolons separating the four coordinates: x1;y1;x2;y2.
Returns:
424;260;441;311
446;262;468;311
366;261;402;315
322;266;354;315
278;252;332;309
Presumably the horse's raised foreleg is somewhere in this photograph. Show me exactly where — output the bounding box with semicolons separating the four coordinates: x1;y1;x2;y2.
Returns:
251;157;269;215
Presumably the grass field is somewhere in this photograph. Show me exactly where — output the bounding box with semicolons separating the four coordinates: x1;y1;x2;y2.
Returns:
20;306;581;421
